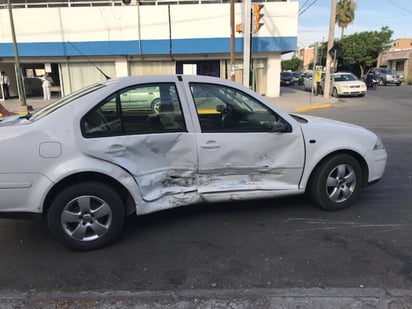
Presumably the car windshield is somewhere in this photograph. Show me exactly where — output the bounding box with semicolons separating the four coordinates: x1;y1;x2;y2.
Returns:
281;72;293;78
334;73;357;82
381;68;396;75
29;83;106;121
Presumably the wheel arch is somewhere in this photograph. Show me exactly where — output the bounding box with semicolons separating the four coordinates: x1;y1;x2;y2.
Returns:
305;149;369;193
43;172;136;219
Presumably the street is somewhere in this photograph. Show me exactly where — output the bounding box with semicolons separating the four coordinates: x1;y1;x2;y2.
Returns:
1;84;412;307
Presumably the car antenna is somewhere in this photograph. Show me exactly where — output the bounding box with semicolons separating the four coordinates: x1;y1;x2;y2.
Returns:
67;41;111;80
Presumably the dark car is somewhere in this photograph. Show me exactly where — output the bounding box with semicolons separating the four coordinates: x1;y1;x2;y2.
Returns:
280;72;295;86
371;67;402;86
292;71;304;85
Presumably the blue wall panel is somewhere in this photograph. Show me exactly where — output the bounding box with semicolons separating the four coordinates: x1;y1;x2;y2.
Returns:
0;36;296;57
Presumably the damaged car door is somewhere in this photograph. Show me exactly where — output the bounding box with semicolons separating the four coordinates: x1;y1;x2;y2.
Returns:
79;82;199;212
189;82;305;199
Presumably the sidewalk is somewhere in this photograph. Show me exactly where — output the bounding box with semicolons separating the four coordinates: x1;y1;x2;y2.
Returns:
1;88;336;115
0;97;55;114
271;87;337;112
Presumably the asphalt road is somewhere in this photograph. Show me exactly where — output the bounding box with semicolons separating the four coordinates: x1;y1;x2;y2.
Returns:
0;84;411;307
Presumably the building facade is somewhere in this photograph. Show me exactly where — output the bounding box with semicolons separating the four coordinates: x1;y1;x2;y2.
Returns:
378;38;412;82
0;0;298;100
295;46;314;71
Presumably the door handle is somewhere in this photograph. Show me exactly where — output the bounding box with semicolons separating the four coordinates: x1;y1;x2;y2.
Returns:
200;141;220;149
105;144;127;154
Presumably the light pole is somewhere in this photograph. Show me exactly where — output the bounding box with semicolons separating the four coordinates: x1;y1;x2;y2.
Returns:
323;0;336;99
7;0;28;109
230;0;236;81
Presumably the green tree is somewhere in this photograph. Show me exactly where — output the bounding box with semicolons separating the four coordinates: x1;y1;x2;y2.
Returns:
339;26;393;77
281;56;303;71
336;0;357;39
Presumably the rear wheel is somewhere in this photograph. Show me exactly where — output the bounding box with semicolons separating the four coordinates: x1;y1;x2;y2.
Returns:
47;182;126;250
308;154;362;211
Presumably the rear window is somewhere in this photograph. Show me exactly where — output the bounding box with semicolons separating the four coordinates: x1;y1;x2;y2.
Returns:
29;83;105;121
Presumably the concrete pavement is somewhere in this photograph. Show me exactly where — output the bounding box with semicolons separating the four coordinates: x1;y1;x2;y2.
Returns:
0;87;336;116
2;287;412;308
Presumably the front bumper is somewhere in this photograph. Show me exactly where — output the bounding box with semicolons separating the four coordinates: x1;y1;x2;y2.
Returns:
364;148;388;183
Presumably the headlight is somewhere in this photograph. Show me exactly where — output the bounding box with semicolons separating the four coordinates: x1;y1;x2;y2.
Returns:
374;137;385;150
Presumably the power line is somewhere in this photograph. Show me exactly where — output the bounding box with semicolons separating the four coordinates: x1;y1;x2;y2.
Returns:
385;0;412;15
299;0;318;16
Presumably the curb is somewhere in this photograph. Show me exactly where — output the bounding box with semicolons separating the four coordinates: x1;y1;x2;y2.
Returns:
295;103;333;112
1;287;412;308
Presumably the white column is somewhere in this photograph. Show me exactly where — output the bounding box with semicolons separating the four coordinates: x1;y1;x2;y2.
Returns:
266;54;281;98
115;58;130;77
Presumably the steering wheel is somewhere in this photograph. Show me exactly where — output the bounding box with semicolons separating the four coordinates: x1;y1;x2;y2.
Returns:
220;105;233;128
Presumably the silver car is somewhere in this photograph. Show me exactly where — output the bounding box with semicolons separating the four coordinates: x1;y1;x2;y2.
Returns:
0;75;387;250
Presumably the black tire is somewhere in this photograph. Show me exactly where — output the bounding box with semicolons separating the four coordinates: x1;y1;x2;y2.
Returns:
47;182;126;250
308;154;362;211
379;79;386;86
332;87;339;98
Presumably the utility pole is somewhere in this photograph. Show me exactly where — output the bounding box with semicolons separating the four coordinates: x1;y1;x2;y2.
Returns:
230;0;235;81
242;0;251;88
7;0;28;109
323;0;336;99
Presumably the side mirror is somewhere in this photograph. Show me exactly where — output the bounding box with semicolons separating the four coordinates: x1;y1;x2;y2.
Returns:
216;104;225;113
272;120;292;133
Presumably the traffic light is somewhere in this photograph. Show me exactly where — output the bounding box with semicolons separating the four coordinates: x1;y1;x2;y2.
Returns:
253;4;264;32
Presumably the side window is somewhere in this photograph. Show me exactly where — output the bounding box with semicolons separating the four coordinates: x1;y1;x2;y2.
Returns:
190;83;285;133
82;83;186;138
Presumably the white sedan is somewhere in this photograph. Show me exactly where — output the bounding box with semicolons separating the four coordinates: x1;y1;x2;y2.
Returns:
321;72;367;97
0;75;387;250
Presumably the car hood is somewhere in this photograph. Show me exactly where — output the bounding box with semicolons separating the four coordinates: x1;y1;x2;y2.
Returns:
292;113;378;149
293;114;360;128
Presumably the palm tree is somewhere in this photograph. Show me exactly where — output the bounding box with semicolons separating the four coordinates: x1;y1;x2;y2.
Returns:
336;0;357;39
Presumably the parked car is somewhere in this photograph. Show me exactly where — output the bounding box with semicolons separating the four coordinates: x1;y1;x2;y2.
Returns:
0;75;387;250
370;67;402;86
302;72;313;91
280;71;295;86
320;72;367;97
292;71;303;85
302;72;325;93
116;85;161;113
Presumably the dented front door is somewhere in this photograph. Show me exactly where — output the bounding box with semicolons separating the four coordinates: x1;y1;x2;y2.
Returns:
189;82;305;196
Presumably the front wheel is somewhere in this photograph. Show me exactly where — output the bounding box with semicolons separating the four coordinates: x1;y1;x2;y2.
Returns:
47;182;126;250
332;87;339;98
308;154;362;211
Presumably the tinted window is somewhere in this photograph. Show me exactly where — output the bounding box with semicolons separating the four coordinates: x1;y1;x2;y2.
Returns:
190;83;288;133
81;83;186;138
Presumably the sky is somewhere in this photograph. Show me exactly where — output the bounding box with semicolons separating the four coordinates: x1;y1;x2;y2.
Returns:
297;0;412;47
